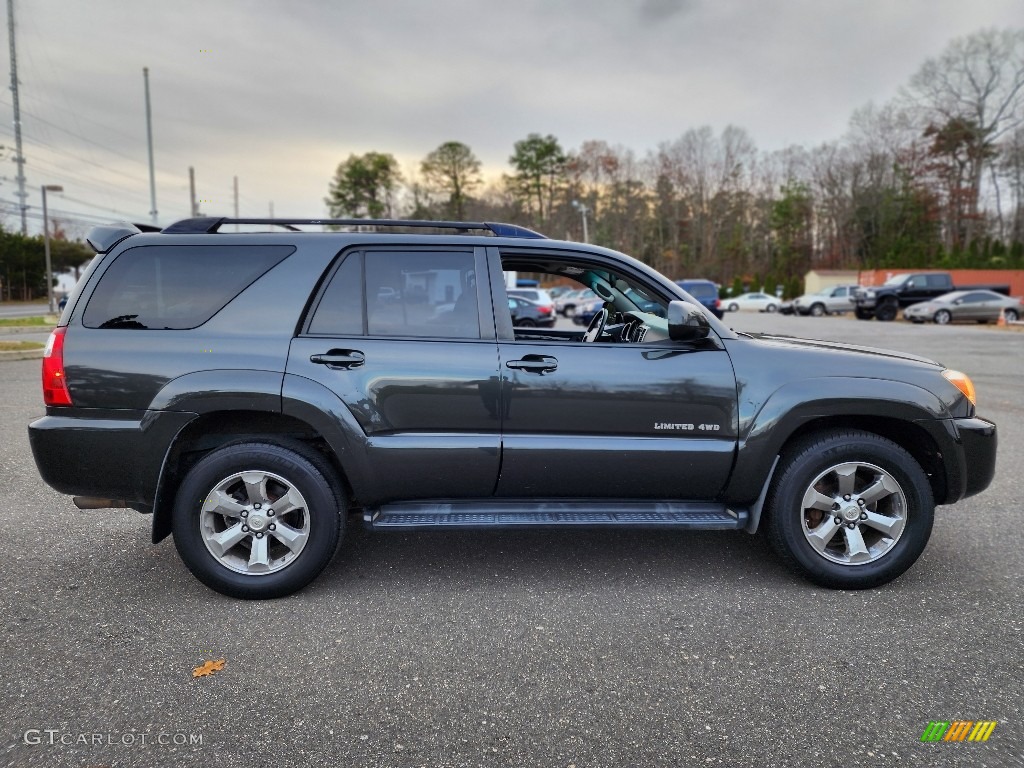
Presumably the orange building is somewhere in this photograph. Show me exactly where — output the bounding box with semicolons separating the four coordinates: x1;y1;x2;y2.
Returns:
857;269;1024;296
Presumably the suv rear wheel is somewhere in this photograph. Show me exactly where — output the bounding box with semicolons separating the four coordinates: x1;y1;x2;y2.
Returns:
171;442;342;599
766;430;933;589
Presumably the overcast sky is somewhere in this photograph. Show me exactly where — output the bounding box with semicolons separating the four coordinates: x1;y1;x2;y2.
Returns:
1;0;1021;236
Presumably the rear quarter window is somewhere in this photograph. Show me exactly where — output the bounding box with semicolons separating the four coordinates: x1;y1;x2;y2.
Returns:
83;244;294;329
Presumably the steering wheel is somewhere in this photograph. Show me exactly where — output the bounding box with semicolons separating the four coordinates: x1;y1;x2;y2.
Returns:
582;307;609;342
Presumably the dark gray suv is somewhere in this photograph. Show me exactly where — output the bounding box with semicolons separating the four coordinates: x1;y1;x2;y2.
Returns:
29;218;997;598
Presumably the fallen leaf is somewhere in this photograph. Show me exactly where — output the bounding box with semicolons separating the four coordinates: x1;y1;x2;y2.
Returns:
192;659;226;678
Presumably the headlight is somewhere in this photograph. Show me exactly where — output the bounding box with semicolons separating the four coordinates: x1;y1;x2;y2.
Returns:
866;290;876;298
943;369;976;406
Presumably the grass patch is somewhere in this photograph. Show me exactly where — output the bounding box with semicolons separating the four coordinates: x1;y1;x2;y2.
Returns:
0;340;44;351
0;316;55;327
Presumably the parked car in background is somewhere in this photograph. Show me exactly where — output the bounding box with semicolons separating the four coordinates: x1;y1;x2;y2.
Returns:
903;290;1023;325
508;295;556;327
555;288;596;317
792;285;857;316
572;296;605;326
725;292;780;313
852;272;1011;321
675;279;724;319
508;287;554;313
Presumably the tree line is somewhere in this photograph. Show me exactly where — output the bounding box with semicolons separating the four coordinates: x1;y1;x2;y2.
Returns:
0;226;91;302
325;28;1024;290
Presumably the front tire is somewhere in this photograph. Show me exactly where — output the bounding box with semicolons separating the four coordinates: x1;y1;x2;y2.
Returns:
172;442;343;599
728;302;739;312
766;303;778;313
809;303;826;317
765;430;933;589
934;309;952;325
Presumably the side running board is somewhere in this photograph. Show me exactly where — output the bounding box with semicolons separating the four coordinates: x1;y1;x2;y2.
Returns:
364;500;746;531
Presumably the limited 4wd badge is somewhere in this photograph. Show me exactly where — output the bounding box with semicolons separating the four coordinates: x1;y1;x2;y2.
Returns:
654;423;720;431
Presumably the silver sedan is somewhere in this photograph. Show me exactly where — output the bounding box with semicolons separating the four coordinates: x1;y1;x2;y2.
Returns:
904;290;1022;324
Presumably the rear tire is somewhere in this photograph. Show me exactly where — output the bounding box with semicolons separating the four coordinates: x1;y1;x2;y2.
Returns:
172;442;343;599
854;308;873;320
765;430;933;589
766;303;778;313
1004;309;1018;322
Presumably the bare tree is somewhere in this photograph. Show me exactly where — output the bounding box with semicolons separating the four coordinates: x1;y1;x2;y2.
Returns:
903;28;1024;242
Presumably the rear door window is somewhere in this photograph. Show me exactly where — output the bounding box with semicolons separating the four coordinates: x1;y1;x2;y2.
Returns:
83;244;293;329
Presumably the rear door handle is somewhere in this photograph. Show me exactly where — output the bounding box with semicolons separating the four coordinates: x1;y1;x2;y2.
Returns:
505;355;558;374
310;349;365;369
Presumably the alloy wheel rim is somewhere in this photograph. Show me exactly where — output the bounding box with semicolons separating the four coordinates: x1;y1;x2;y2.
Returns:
200;470;311;576
799;461;907;566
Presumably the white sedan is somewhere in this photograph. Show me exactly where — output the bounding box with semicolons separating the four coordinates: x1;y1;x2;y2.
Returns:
724;292;781;313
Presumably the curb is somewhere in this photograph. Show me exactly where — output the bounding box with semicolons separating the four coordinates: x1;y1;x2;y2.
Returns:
0;347;44;361
0;326;54;336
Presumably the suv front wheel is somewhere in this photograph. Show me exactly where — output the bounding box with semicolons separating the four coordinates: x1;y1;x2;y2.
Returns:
171;442;343;599
766;430;933;589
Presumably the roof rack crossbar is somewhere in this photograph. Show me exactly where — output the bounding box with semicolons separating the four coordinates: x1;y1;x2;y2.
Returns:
160;217;547;239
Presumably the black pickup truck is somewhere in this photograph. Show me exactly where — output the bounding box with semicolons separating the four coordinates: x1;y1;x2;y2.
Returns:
853;272;1010;321
28;218;997;598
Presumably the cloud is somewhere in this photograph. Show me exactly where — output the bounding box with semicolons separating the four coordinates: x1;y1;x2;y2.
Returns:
639;0;694;24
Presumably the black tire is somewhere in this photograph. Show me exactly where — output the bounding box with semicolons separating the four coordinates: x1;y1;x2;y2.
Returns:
766;303;778;313
934;309;952;325
854;307;874;320
809;303;826;317
516;318;536;327
1003;309;1018;322
172;442;343;599
564;306;576;318
728;302;739;312
765;430;934;589
875;302;899;322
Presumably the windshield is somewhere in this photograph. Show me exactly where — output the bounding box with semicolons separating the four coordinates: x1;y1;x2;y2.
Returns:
883;274;910;287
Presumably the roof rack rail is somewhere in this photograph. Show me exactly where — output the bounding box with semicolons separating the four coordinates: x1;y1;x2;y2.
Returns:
160;217;547;239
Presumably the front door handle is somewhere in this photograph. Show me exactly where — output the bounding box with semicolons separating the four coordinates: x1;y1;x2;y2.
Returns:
505;355;558;374
310;349;365;369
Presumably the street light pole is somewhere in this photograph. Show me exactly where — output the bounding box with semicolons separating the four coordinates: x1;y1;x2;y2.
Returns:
41;184;63;313
572;200;590;243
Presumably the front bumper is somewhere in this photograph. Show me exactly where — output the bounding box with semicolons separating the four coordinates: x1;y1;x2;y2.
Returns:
953;417;997;501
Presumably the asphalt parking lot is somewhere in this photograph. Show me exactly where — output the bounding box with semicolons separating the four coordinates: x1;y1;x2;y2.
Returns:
2;313;1022;768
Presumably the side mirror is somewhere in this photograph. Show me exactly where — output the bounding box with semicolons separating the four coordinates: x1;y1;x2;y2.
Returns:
668;300;711;342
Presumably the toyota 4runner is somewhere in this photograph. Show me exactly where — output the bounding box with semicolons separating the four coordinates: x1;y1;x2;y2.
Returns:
29;218;997;598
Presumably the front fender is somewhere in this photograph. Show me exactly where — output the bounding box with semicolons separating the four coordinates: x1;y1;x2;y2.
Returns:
724;376;955;503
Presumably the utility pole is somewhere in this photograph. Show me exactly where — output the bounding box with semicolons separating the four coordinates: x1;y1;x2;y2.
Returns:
7;0;28;234
233;175;238;230
143;67;158;226
189;166;197;217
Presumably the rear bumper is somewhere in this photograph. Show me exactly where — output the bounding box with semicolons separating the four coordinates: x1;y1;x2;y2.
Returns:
28;410;194;506
953;417;997;501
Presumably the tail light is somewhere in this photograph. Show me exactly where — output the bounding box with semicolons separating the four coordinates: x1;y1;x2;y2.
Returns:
42;327;73;406
538;306;552;315
713;298;721;308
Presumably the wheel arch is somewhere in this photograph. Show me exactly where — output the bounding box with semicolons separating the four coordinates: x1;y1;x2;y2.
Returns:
726;378;957;510
151;410;356;543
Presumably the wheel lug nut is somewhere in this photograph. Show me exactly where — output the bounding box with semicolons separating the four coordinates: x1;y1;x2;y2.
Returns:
834;516;842;525
857;499;865;506
269;523;276;531
843;494;851;501
860;512;868;520
241;510;248;518
832;503;840;511
254;503;261;510
847;522;856;529
255;532;264;538
268;510;275;517
241;524;249;532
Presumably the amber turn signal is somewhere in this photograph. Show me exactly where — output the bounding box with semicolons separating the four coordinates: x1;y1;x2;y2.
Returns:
942;369;976;406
